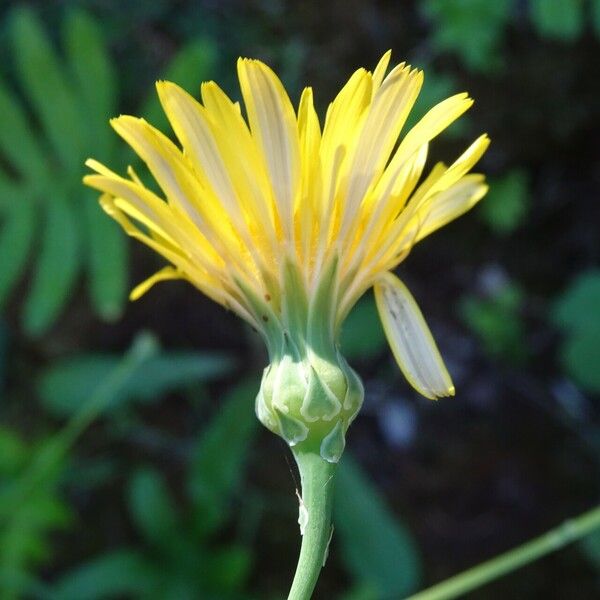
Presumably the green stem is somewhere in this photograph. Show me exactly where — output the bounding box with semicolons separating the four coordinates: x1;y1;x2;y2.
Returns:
287;449;337;600
407;504;600;600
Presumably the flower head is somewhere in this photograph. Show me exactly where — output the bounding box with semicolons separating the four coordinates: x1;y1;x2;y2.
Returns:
84;52;488;455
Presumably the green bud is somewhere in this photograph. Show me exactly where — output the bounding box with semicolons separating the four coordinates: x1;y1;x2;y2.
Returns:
255;349;364;463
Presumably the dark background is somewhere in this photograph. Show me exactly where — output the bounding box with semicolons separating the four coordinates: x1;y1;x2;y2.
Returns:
0;1;599;598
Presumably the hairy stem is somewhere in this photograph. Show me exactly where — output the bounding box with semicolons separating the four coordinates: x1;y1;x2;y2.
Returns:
287;449;337;600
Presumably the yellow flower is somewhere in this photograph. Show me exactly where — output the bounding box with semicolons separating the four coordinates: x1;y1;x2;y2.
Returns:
84;51;489;412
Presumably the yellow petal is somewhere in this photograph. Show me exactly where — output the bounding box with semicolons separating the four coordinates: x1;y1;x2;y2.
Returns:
111;116;250;269
156;82;241;216
415;174;489;242
156;80;270;270
319;68;372;202
237;58;301;237
370;134;490;270
85;173;181;246
339;65;423;241
297;86;322;262
381;93;473;191
200;81;278;248
130;266;183;300
374;272;454;399
348;143;429;276
412;134;490;207
371;50;392;93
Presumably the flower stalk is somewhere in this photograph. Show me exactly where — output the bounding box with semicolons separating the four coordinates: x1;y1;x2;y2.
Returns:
287;450;337;600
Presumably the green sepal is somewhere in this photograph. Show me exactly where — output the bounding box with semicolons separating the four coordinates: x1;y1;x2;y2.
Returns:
308;254;339;362
281;257;309;353
300;366;342;423
320;421;346;464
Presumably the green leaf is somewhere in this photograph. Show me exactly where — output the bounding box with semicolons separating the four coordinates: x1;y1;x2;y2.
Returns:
593;0;600;38
0;199;37;309
339;584;379;600
0;320;7;396
460;284;527;363
552;270;600;396
334;454;422;598
0;75;48;183
141;38;218;132
51;550;153;600
0;487;72;589
479;170;529;235
0;428;28;476
560;323;600;393
38;349;235;417
581;529;600;568
205;544;252;592
10;7;84;176
188;378;259;535
422;0;512;72
0;568;50;599
340;294;387;361
0;8;129;331
552;270;600;333
529;0;584;42
84;193;128;321
23;196;81;336
128;468;179;545
63;8;117;158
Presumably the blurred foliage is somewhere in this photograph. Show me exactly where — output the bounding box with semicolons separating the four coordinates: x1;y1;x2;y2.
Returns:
581;529;600;570
460;281;528;363
422;0;512;72
51;380;259;600
405;66;467;138
38;348;235;417
0;7;125;334
335;455;422;598
529;0;585;42
479;170;530;235
0;427;71;599
340;295;387;362
0;333;158;599
552;270;600;393
0;7;217;336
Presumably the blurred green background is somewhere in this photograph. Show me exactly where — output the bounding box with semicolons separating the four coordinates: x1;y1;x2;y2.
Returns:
0;0;599;598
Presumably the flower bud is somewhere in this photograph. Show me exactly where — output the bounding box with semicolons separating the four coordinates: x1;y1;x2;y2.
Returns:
255;350;364;463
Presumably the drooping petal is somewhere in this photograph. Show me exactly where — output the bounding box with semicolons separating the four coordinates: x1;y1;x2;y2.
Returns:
374;272;454;399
